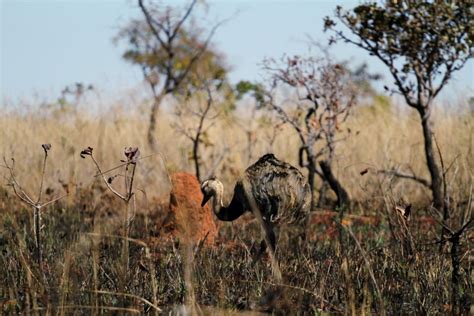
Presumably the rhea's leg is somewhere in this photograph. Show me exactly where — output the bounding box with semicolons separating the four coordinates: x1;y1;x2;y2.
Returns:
253;221;276;263
264;221;276;254
299;214;309;244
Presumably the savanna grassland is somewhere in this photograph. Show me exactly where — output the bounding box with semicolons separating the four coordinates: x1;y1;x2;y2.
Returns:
0;96;472;314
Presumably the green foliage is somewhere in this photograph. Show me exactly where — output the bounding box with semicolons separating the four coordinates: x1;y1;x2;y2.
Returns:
349;62;382;97
363;95;392;117
116;2;230;96
325;1;474;108
373;95;391;112
40;82;94;117
235;80;266;108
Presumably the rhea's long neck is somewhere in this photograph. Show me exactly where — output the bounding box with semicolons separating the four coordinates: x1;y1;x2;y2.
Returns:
212;190;224;215
211;184;246;222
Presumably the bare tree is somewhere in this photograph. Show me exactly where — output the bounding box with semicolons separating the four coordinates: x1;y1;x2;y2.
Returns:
172;79;225;182
258;54;357;210
116;0;228;149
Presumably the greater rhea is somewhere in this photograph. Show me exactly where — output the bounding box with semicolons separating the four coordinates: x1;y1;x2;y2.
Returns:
201;153;311;257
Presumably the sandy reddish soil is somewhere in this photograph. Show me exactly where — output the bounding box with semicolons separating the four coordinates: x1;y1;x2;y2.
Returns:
152;172;218;246
306;210;382;241
306;209;439;241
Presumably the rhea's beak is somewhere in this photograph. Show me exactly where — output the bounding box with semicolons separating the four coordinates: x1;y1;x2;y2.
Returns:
201;192;211;207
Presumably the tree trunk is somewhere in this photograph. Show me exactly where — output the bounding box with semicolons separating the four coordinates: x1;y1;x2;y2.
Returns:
317;180;329;208
307;163;316;212
319;160;350;209
419;111;444;210
147;93;166;150
192;137;201;182
450;235;460;316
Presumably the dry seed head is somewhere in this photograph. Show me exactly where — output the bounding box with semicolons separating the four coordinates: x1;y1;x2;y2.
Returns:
80;147;93;158
107;175;119;184
42;144;51;155
124;147;140;164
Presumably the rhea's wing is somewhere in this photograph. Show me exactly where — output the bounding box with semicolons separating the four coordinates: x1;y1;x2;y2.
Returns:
245;154;310;223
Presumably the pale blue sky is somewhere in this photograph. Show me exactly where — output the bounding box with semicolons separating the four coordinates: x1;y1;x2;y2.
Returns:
1;0;473;104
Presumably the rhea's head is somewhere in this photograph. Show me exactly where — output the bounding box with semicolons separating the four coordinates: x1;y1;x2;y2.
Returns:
200;177;223;207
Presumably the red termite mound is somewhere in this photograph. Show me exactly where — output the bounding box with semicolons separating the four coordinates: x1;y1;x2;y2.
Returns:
156;172;218;245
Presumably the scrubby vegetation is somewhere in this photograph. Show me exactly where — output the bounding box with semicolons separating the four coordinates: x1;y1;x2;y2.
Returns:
0;100;472;314
1;0;473;314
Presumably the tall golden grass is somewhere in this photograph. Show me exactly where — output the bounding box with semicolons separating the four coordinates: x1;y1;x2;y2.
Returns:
1;96;472;207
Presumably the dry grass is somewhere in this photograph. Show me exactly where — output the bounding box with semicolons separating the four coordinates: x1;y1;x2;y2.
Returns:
0;97;473;314
1;99;472;202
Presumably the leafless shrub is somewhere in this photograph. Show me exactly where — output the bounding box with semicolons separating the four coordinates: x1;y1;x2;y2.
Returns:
2;144;67;269
260;51;359;209
80;146;141;308
172;78;229;182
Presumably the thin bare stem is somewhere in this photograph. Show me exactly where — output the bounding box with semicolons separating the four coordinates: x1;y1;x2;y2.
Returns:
36;150;48;204
127;163;137;201
92;290;161;312
9;182;35;206
344;224;385;315
41;193;69;208
3;157;35;206
89;154;127;201
93;153;156;178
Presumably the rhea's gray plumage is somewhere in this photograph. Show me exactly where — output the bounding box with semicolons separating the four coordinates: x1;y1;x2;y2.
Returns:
201;153;311;254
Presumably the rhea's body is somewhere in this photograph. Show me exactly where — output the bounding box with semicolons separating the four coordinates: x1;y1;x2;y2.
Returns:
201;153;311;253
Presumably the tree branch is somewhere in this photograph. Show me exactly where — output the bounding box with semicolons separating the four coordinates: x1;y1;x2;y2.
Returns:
138;0;167;48
377;168;431;188
170;0;198;41
174;18;227;89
